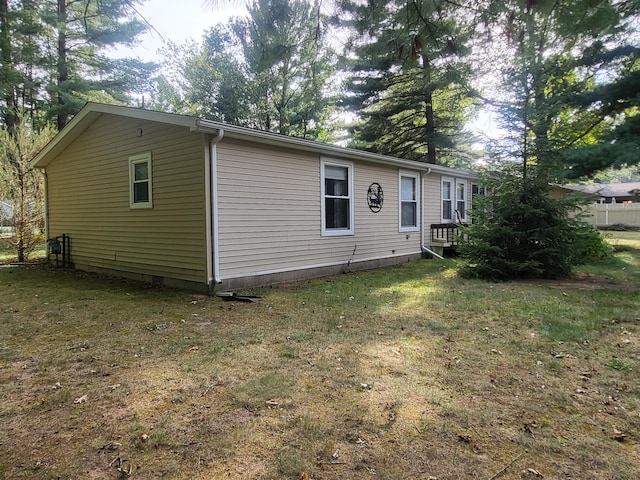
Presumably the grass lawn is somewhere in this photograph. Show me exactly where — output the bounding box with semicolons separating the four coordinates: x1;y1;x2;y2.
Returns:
1;233;639;479
0;236;46;264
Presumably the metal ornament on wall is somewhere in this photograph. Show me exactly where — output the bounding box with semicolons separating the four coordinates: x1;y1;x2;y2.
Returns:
367;183;384;213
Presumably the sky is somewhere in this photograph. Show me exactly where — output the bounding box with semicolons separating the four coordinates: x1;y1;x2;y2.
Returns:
111;0;245;62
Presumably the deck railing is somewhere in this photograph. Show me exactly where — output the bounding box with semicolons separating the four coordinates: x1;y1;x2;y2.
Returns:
430;223;462;244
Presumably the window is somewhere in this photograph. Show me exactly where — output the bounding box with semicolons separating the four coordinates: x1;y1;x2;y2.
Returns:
456;180;467;222
321;158;354;236
129;152;152;208
399;171;419;231
441;177;453;222
472;184;487;197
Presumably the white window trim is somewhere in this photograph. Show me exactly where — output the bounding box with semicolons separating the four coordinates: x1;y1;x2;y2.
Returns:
456;179;468;222
441;176;454;223
399;170;420;232
321;157;354;236
129;152;153;209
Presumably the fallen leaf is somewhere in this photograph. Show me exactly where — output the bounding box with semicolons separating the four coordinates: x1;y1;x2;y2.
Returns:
612;428;627;441
526;468;544;478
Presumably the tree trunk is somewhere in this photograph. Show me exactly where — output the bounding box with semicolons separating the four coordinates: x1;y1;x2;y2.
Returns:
57;0;69;130
278;58;290;135
421;54;437;164
424;88;437;164
0;0;17;133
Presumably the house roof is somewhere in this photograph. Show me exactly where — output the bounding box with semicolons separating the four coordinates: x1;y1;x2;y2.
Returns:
562;182;640;198
32;103;477;179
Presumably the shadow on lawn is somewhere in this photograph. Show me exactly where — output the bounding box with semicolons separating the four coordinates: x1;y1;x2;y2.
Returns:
0;257;639;479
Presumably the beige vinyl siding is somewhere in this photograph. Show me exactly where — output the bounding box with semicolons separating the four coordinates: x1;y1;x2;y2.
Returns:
216;140;422;278
45;114;207;283
422;174;443;227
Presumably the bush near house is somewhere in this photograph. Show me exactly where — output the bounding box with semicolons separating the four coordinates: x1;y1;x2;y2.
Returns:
459;182;611;281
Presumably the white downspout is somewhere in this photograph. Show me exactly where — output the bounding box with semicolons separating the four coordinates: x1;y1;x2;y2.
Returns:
209;129;224;287
41;169;50;255
420;168;445;260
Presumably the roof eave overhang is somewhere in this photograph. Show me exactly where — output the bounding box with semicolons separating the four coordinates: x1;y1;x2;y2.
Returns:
32;103;477;180
195;118;477;178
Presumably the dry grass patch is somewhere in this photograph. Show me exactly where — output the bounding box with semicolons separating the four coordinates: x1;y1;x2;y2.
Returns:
1;234;639;479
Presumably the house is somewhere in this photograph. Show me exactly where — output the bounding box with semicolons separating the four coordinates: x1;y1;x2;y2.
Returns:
561;182;640;204
0;199;12;233
32;103;477;292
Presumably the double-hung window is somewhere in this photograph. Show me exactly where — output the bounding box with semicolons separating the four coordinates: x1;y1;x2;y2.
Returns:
442;177;467;222
399;171;419;231
441;177;453;222
456;179;467;222
321;158;354;236
129;152;152;208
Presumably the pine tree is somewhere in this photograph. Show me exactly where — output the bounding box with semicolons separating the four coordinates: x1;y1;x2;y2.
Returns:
231;0;337;138
0;0;47;131
560;46;640;177
1;0;155;131
41;0;156;130
341;0;479;165
459;0;624;280
181;26;252;125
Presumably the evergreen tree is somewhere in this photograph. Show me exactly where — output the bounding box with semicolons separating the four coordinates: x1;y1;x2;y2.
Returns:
182;26;252;125
341;0;479;165
560;46;640;178
0;0;47;131
231;0;337;138
459;0;622;279
1;1;156;131
459;170;609;280
41;0;156;130
480;0;630;183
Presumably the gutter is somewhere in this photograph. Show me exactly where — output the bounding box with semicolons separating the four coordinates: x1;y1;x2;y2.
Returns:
208;129;224;287
420;168;445;260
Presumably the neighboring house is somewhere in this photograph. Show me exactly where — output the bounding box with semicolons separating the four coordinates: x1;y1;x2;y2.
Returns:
32;103;477;292
0;200;12;232
561;182;640;204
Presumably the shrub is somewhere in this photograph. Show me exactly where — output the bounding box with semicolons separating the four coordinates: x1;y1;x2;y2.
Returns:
459;181;610;281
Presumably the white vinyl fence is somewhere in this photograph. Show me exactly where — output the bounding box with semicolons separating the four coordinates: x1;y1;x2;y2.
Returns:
581;203;640;228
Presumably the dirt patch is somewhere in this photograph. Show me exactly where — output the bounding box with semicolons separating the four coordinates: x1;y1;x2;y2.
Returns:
527;271;637;290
